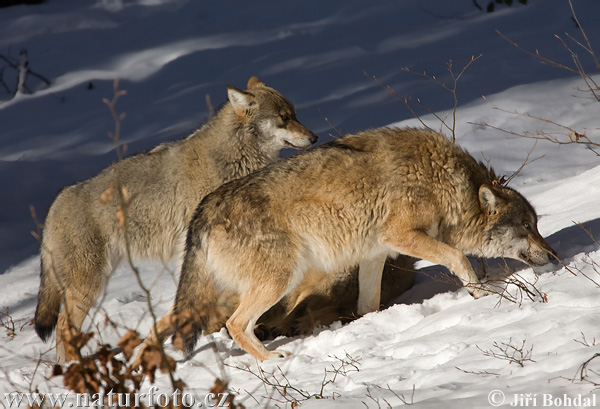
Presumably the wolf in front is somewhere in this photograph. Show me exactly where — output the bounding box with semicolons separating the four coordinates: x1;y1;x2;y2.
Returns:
175;127;556;362
34;76;317;363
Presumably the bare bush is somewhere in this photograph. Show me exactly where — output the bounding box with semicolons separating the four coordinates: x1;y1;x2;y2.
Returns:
477;338;535;367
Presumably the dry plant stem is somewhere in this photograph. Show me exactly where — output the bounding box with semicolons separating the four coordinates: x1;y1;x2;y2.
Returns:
365;55;481;143
548;225;600;288
103;79;178;389
400;54;482;142
206;94;216;118
477;257;548;307
568;0;599;68
577;222;600;247
573;353;600;386
455;366;501;377
477;338;535;367
0;344;56;395
0;51;51;95
228;353;361;405
497;0;599;101
496;30;581;75
317;108;343;138
472;106;599;156
374;384;415;406
29;205;43;242
574;332;597;348
363;71;435;134
0;307;32;339
503;140;545;186
552;34;599;101
231;364;312;405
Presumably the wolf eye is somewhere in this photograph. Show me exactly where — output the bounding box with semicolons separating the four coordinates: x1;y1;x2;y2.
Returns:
523;222;531;230
277;113;291;128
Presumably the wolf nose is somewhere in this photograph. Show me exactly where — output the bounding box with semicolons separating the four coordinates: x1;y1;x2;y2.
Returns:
309;132;318;145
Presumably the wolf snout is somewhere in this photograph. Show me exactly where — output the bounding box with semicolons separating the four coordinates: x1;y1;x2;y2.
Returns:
527;242;558;266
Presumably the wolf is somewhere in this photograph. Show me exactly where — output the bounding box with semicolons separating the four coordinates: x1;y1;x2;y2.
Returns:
174;127;557;362
34;76;317;363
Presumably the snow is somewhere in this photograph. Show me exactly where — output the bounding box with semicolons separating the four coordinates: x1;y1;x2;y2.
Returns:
1;0;600;407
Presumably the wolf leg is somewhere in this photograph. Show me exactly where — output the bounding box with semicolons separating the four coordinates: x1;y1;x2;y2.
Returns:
226;285;291;362
382;229;485;298
56;290;96;363
357;254;387;315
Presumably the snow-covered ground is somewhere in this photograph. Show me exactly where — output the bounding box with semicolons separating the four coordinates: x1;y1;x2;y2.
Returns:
1;0;600;407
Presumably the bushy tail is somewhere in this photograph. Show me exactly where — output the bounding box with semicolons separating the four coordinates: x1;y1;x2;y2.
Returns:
34;257;62;342
173;245;221;356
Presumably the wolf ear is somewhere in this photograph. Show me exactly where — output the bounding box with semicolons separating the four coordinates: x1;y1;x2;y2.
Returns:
247;75;265;90
479;185;497;214
227;86;255;117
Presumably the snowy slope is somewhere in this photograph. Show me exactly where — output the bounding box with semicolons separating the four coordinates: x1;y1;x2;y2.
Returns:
1;0;600;408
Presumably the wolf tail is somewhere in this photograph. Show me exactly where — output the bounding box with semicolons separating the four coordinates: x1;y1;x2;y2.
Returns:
173;231;220;357
34;256;63;342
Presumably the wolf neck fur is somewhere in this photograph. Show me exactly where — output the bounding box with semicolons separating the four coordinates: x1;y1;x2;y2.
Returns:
184;103;277;184
439;157;498;257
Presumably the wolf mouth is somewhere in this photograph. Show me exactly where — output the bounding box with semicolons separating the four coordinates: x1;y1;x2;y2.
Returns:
285;140;309;149
520;251;551;267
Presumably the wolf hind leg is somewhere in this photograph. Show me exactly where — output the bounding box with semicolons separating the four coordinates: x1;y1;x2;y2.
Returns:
226;282;292;362
56;289;98;363
173;248;221;356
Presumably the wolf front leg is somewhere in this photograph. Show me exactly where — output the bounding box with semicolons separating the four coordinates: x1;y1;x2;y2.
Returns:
357;255;387;315
381;228;487;299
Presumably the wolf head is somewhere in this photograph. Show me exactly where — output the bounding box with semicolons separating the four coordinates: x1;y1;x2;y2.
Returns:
226;76;318;150
478;185;557;266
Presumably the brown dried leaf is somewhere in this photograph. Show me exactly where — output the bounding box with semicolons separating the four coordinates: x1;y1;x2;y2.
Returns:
118;330;141;361
63;364;85;394
140;346;162;383
210;378;228;396
99;184;114;204
173;378;186;392
70;331;94;350
569;130;585;142
96;345;114;367
159;353;176;374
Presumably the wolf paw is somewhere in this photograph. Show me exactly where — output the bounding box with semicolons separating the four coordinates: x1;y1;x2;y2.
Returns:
469;287;490;299
268;350;292;359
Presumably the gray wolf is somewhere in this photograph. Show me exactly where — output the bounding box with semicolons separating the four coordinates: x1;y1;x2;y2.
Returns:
174;127;557;362
34;76;317;363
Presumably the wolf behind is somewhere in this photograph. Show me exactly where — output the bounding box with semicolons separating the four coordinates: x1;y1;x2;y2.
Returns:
175;127;557;362
256;255;415;339
34;76;317;363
